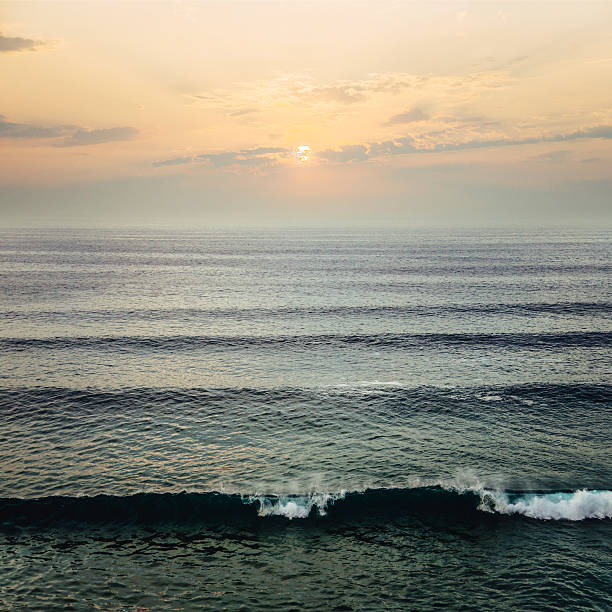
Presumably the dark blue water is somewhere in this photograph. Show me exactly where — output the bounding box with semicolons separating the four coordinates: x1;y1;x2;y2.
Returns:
0;228;610;610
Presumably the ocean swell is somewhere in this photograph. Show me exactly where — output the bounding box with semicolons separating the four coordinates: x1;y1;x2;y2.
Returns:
2;330;610;352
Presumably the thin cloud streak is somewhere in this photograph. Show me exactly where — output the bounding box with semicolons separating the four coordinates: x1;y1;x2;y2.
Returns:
54;127;139;147
154;147;291;168
317;125;612;163
0;32;46;53
0;115;70;138
0;115;138;146
385;108;430;125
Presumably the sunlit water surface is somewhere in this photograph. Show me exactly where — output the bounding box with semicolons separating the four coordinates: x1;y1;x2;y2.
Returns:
0;228;610;610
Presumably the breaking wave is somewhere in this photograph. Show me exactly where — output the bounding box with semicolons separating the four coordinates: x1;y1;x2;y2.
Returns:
479;489;612;520
249;492;344;519
1;486;610;528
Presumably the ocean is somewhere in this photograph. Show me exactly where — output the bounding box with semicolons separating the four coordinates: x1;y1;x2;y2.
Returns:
0;227;610;610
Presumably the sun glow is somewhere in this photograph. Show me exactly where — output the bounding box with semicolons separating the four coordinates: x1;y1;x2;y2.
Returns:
295;145;311;162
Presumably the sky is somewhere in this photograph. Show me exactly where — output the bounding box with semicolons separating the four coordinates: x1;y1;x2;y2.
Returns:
1;0;611;227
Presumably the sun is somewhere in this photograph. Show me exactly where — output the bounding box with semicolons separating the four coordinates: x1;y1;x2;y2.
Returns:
295;144;311;162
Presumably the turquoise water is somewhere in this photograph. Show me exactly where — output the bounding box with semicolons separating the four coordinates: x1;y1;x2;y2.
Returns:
0;228;610;610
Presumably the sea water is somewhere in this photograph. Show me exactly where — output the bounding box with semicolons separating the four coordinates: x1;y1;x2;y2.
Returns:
0;227;610;610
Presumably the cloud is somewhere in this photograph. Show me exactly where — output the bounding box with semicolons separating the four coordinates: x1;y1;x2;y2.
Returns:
529;150;571;163
317;145;369;163
309;85;366;104
385;108;429;125
152;156;194;167
319;138;415;162
0;32;46;53
0;114;138;146
229;108;258;117
191;70;513;115
561;125;612;140
190;74;385;111
196;151;242;167
185;71;516;136
317;125;612;163
154;124;612;171
154;146;291;169
196;147;290;168
0;115;70;138
54;126;138;147
240;146;287;156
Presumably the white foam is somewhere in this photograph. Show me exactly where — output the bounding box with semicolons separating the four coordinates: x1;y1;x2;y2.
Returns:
441;471;612;521
479;489;612;521
250;492;345;519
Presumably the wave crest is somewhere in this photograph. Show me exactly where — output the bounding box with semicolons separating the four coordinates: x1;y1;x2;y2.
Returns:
1;486;610;528
250;492;345;519
479;489;612;521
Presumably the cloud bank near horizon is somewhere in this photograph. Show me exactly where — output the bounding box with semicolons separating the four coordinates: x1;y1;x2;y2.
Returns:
317;125;612;163
152;125;612;169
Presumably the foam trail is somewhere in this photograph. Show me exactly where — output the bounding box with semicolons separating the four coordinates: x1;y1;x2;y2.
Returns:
479;489;612;520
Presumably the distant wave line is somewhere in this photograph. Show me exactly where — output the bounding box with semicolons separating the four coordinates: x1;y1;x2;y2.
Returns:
2;331;611;351
1;255;611;274
1;383;609;416
1;301;611;321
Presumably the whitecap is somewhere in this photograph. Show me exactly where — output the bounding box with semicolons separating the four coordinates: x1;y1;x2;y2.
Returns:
249;491;346;519
479;489;612;521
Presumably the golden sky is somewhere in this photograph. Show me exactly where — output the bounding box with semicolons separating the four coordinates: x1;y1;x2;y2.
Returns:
1;1;611;225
